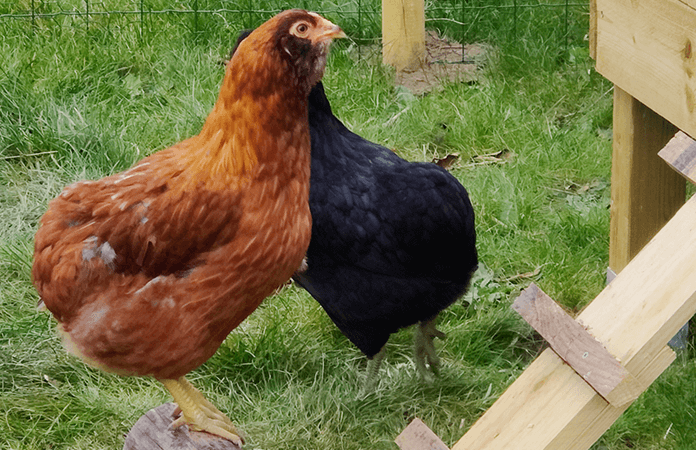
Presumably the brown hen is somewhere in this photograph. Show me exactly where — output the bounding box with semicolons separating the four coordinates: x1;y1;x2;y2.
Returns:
32;10;345;445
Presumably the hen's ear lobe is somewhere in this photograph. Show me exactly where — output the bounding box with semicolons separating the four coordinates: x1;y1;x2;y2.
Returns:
279;34;312;62
283;44;294;58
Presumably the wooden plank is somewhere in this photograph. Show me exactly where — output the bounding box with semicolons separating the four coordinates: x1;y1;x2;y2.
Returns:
395;418;449;450
609;86;684;273
453;192;696;449
594;0;696;139
658;131;696;185
123;403;241;450
589;0;597;60
452;349;598;450
382;0;425;71
550;346;675;450
512;284;642;406
578;200;696;391
452;346;674;450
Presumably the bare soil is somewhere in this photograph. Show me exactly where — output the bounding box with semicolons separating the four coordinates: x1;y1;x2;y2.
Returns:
393;31;489;95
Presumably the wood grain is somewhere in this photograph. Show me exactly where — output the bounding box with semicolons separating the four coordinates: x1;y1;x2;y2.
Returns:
609;86;684;273
512;284;642;406
589;0;597;59
123;403;241;450
395;418;450;450
382;0;425;71
677;0;696;11
658;131;696;185
595;0;696;139
452;346;673;450
554;346;675;450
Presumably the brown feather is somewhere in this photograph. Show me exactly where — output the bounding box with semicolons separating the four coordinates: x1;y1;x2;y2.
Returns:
32;9;344;380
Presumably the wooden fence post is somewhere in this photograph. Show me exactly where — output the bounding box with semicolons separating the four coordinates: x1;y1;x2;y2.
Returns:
382;0;425;71
608;86;684;273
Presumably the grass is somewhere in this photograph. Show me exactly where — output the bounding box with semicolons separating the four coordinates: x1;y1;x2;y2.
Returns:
0;2;694;450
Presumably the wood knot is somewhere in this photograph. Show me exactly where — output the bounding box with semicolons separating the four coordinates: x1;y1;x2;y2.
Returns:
685;39;692;60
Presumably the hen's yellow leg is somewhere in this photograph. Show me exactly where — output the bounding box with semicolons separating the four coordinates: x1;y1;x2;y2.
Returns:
160;376;244;446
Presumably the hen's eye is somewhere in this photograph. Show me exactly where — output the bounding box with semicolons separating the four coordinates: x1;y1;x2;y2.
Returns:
292;22;311;37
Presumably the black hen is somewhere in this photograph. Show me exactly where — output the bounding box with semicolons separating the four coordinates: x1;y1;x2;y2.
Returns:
231;31;478;388
295;83;478;387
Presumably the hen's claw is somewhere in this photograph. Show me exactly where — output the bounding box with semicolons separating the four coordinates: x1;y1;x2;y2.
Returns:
414;317;446;382
161;376;244;446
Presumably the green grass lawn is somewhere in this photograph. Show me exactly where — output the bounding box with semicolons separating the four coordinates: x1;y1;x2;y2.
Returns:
1;2;695;449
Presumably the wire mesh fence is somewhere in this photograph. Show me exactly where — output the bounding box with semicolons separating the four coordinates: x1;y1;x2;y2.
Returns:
0;0;589;56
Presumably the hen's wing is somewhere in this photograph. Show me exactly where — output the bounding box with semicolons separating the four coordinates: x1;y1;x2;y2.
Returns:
306;117;476;283
32;142;243;326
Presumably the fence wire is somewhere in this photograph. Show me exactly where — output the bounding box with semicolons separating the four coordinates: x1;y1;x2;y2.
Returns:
0;1;589;53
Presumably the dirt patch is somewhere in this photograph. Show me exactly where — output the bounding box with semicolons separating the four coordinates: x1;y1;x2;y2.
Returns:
394;31;489;95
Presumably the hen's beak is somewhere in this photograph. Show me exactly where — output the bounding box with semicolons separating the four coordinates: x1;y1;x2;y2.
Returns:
309;13;347;44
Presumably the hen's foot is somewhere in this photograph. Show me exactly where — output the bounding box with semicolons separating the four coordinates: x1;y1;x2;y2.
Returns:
414;317;446;382
160;376;244;446
360;346;386;396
